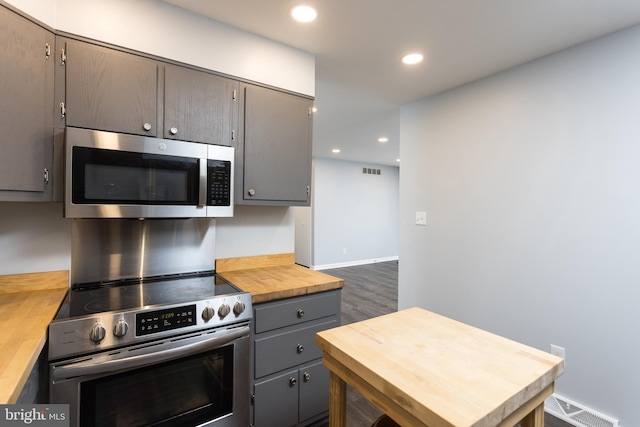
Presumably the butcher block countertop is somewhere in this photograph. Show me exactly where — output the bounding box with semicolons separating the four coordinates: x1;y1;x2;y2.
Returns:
0;271;68;404
216;253;343;303
316;307;565;427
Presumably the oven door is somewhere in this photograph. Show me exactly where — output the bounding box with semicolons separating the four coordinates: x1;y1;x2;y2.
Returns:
50;325;250;427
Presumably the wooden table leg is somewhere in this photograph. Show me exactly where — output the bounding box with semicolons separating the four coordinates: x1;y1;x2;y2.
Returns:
520;403;544;427
329;371;347;427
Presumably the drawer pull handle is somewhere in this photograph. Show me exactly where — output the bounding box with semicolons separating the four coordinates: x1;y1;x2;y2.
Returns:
297;309;304;318
289;377;297;387
303;372;311;382
297;344;304;353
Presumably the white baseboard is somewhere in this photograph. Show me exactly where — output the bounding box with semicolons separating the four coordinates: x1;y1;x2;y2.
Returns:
312;256;398;271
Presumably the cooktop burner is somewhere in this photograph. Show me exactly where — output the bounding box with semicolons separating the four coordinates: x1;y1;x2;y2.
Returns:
59;271;240;318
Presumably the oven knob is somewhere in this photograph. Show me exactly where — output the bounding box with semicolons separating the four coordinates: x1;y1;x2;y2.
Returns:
113;319;129;337
218;303;231;319
89;323;106;343
202;306;215;322
233;301;246;316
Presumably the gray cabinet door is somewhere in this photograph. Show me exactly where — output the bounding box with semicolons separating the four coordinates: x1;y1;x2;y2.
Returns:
64;39;157;136
240;84;312;205
163;66;237;145
0;6;54;196
254;370;299;427
299;361;330;423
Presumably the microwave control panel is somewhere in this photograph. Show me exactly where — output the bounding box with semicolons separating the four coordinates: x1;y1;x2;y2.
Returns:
207;160;232;206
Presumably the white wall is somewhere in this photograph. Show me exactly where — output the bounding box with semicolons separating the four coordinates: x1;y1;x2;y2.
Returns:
313;157;399;269
3;0;55;24
215;206;294;259
0;203;71;275
399;24;640;425
293;206;312;266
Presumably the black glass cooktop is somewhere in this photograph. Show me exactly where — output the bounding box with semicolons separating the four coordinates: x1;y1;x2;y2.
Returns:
57;271;240;318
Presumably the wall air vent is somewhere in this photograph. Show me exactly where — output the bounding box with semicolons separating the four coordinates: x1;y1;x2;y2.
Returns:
362;167;381;175
544;394;619;427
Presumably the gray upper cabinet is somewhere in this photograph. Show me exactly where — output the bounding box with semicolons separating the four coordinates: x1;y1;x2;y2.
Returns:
163;66;237;146
60;38;158;137
59;39;238;145
238;84;313;206
0;5;55;201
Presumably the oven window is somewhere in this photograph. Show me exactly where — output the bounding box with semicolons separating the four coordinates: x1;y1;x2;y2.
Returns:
79;345;233;427
72;147;199;205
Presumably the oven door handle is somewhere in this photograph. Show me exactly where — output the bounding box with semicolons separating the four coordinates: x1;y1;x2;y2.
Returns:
52;325;249;380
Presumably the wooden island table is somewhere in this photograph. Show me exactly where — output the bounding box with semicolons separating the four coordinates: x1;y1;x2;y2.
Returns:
316;307;564;427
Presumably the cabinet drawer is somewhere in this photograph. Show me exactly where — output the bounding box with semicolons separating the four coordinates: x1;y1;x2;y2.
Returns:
255;319;337;378
254;291;339;333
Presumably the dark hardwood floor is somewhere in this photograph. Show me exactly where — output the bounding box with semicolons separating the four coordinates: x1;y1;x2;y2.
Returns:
320;261;570;427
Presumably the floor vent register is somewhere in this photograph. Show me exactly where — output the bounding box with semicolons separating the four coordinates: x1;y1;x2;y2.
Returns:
545;394;619;427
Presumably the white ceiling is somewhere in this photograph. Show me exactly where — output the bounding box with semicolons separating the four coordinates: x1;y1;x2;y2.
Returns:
164;0;640;166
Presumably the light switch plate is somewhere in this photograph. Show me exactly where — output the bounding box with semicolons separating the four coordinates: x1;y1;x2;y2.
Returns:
415;211;427;226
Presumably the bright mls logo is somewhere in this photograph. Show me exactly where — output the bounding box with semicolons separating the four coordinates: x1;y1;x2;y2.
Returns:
0;405;69;427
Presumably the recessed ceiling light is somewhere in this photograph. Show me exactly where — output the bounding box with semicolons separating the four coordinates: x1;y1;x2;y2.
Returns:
396;158;401;162
402;53;423;65
332;149;341;153
378;137;389;143
291;5;317;23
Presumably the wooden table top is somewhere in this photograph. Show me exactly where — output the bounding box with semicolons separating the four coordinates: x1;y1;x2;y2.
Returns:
316;307;564;427
0;271;68;404
216;253;343;303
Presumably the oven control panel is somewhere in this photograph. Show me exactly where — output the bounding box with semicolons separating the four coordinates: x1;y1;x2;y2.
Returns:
136;304;197;336
49;293;252;361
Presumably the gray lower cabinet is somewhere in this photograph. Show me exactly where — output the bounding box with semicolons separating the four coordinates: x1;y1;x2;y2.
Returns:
238;83;313;206
251;290;341;427
0;5;55;201
254;361;329;427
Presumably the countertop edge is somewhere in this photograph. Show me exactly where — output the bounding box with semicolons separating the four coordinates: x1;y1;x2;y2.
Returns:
0;271;69;404
251;281;343;304
5;326;48;404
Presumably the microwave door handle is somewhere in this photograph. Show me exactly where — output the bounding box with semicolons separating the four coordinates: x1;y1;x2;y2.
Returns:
52;325;249;381
198;158;207;208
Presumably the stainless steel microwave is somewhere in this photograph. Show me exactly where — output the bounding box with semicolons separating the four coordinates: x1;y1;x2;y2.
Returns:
65;127;234;219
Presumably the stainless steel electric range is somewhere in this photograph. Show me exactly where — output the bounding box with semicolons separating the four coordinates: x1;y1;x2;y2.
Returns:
49;270;252;427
